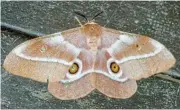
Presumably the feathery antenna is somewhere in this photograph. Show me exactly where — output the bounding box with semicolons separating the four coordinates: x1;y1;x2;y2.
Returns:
91;11;103;21
74;11;88;21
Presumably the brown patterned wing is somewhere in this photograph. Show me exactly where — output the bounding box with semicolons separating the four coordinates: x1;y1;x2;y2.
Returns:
3;28;89;83
106;31;176;80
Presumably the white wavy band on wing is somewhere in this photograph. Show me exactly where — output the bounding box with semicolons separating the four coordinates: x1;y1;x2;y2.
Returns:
60;69;128;83
13;33;81;66
117;39;164;64
107;34;164;64
15;53;73;66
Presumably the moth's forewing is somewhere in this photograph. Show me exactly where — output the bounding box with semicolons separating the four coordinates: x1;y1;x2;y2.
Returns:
3;31;81;83
104;30;176;80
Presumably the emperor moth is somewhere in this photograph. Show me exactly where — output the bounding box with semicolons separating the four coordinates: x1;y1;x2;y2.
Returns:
3;19;176;100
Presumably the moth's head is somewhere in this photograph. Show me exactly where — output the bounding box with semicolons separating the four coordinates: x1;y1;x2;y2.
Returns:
74;11;103;50
83;22;102;37
74;11;103;37
82;22;102;51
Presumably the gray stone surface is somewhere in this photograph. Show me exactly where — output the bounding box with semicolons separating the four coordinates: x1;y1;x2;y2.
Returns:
1;1;180;109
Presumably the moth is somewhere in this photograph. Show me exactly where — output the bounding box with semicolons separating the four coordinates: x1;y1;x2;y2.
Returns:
3;12;176;100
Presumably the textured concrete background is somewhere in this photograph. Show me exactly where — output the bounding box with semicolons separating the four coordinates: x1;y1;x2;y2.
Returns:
1;1;180;109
